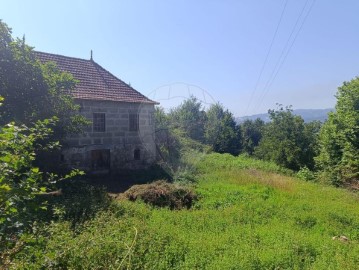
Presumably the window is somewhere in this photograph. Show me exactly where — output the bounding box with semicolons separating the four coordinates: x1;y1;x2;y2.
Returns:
129;113;139;131
93;113;105;132
134;149;141;160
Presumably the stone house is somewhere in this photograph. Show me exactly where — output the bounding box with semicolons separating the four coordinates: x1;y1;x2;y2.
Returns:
35;51;158;173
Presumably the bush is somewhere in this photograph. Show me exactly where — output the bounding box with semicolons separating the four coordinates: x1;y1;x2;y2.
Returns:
122;180;197;209
0;119;58;251
0;119;87;265
297;167;316;181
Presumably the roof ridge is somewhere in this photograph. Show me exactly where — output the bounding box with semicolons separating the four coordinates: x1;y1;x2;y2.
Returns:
34;51;91;62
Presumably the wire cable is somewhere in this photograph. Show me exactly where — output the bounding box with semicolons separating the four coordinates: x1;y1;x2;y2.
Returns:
255;0;316;111
244;0;289;116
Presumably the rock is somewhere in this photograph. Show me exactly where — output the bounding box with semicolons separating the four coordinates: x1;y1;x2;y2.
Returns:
332;235;349;242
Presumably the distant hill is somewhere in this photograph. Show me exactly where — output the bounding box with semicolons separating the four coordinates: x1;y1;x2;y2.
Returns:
236;108;334;124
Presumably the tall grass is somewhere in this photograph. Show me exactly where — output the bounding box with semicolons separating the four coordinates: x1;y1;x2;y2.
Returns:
9;153;359;269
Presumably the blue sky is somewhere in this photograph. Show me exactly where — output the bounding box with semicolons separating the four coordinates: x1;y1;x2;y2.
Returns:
1;0;359;116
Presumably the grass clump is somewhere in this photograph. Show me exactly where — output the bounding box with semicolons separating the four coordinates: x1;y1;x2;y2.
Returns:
122;180;197;210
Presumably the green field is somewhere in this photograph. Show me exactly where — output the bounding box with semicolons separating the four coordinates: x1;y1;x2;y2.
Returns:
11;153;359;269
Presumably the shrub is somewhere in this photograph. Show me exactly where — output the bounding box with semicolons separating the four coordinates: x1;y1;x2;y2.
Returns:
297;166;316;181
0;119;58;251
122;180;197;209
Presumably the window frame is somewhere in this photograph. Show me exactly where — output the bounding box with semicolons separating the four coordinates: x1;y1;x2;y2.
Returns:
93;113;106;132
129;113;139;132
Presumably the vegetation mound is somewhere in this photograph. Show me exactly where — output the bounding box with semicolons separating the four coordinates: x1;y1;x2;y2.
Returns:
122;180;197;209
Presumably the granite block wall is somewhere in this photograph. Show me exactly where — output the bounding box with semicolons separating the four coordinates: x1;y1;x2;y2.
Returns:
62;100;156;173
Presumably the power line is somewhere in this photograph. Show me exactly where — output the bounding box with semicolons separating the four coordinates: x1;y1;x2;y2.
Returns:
255;0;316;111
255;0;311;110
244;0;288;116
262;0;317;103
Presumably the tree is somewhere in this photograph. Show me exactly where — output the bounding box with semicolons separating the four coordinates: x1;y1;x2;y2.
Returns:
302;120;321;170
240;118;265;155
0;21;88;255
204;103;241;155
316;77;359;186
0;20;87;141
255;106;318;171
168;96;206;142
154;106;181;165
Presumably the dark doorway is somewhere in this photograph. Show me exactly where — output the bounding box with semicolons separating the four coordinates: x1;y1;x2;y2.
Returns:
91;149;110;171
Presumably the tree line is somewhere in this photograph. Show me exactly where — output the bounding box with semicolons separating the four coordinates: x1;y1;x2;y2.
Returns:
155;85;358;187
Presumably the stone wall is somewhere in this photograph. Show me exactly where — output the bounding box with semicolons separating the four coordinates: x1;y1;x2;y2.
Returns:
62;100;156;173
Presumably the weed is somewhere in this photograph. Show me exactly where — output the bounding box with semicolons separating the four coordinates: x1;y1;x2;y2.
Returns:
295;216;318;229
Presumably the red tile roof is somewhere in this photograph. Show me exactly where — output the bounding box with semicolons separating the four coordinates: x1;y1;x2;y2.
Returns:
34;51;157;104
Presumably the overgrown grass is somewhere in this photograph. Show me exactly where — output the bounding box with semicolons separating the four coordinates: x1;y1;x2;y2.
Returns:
9;153;359;269
197;152;293;175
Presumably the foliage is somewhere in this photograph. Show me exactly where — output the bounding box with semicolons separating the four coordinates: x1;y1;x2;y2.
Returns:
301;120;322;170
154;106;181;166
297;166;316;181
168;96;206;142
9;153;359;269
316;77;359;186
48;180;111;225
240;118;265;155
122;180;197;210
255;105;319;171
0;116;86;259
0;20;88;142
172;165;197;184
204;103;241;155
154;105;210;183
0;119;58;250
155;100;241;176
